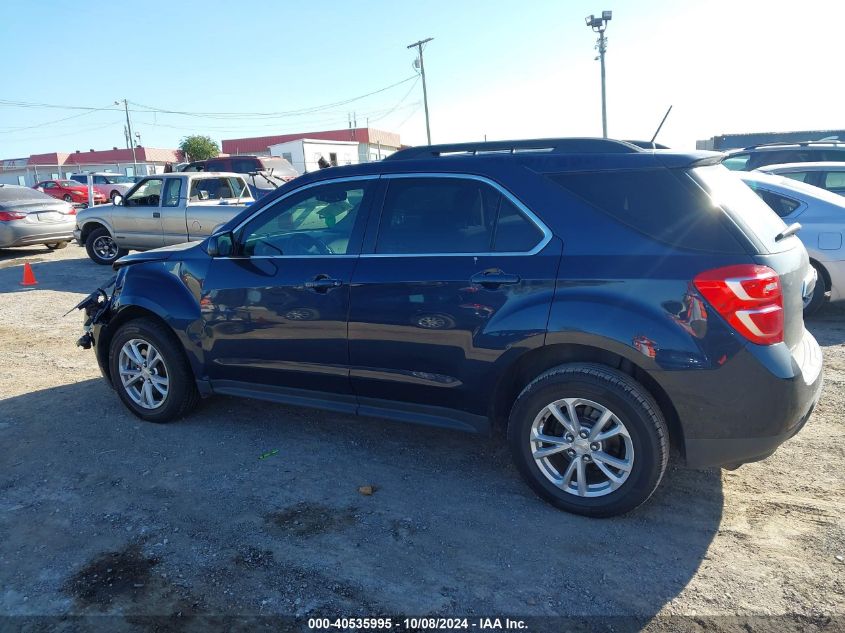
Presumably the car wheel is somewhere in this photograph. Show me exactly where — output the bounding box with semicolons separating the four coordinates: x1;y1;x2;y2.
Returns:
63;194;73;202
803;263;828;317
108;318;200;423
110;190;120;203
507;363;669;517
85;227;128;265
45;241;68;250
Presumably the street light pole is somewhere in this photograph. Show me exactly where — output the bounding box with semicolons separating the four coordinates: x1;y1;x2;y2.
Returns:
117;99;138;174
586;11;612;138
407;37;433;145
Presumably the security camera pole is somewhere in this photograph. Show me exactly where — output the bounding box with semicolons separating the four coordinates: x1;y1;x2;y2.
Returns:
586;11;612;138
407;37;433;145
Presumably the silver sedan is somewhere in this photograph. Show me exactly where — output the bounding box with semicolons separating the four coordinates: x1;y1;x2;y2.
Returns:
0;185;77;250
740;171;845;315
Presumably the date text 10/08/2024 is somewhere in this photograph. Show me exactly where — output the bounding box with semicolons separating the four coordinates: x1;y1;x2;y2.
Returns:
307;618;528;630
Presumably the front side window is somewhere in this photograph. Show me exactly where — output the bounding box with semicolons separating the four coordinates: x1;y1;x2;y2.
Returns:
375;177;542;255
781;171;810;183
232;158;259;173
240;181;369;257
126;178;163;206
205;160;227;171
162;178;182;207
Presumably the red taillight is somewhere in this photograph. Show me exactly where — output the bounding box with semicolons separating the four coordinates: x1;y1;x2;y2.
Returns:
0;211;26;222
693;264;784;345
65;208;78;215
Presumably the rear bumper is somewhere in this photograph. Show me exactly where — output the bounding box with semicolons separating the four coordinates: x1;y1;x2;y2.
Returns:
0;224;75;248
658;328;824;468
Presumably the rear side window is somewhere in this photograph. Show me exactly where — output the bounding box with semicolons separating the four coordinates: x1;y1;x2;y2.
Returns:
692;165;790;254
748;186;801;218
69;175;85;184
824;171;845;191
375;177;543;254
548;168;745;253
232;158;259;173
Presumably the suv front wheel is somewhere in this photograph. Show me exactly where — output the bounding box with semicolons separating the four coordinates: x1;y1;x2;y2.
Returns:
508;363;669;517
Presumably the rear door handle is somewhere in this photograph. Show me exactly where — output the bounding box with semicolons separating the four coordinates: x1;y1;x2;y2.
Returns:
305;275;343;292
152;212;161;218
470;269;521;288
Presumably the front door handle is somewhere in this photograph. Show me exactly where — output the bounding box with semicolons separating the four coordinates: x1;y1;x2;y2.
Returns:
471;269;521;288
305;275;343;292
152;212;161;218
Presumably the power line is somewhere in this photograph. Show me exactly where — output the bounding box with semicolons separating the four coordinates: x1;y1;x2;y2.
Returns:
0;104;119;134
127;76;418;120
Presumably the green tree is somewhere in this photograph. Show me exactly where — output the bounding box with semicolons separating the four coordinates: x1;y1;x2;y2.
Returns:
178;135;220;162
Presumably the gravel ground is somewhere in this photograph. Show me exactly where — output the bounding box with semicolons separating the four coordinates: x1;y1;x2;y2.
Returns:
0;245;843;632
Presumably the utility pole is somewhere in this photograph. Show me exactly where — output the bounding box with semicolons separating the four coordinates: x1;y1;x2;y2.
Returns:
407;37;433;145
586;11;612;138
117;99;137;173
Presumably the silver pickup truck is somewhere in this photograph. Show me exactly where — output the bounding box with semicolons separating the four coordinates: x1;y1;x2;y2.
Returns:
74;172;254;264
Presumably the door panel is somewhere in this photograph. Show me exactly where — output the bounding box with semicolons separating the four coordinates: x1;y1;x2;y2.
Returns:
115;177;164;249
348;174;561;419
200;177;376;395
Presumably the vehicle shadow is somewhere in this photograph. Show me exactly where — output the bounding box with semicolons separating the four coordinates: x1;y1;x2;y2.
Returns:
1;378;724;625
0;247;113;294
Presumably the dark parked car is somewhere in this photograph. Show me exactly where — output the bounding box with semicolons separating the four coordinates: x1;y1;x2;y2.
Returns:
181;155;298;199
722;140;845;171
76;138;823;517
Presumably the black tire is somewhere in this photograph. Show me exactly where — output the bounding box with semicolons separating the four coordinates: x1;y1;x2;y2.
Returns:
63;194;73;202
45;241;68;250
85;226;128;265
507;363;669;518
803;262;828;317
110;190;120;203
108;318;200;423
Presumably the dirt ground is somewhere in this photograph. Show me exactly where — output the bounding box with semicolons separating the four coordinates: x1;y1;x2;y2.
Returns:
0;245;843;632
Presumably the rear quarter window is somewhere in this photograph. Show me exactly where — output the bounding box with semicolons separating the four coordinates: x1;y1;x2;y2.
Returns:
547;168;746;253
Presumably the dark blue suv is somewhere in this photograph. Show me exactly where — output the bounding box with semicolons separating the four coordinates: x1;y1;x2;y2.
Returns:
76;139;823;517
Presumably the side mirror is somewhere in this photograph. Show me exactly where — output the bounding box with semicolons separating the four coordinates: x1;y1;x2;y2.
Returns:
206;231;234;257
113;194;123;206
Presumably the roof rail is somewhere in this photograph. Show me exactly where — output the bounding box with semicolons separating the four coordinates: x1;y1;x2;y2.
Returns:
742;139;845;150
385;138;641;161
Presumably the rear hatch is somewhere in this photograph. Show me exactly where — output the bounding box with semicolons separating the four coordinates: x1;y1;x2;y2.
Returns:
691;165;808;350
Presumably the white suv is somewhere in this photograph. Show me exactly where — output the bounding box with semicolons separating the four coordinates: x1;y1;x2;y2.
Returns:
69;172;137;202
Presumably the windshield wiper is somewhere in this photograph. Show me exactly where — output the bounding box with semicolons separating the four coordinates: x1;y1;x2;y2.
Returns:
775;222;801;242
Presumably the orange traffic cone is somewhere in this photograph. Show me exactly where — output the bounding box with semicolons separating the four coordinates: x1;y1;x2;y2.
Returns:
20;262;38;286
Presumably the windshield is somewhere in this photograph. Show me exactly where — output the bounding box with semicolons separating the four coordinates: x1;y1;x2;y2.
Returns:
102;174;133;184
57;180;81;187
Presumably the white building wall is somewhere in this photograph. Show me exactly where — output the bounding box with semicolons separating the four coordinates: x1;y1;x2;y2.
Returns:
268;139;360;174
0;162;161;187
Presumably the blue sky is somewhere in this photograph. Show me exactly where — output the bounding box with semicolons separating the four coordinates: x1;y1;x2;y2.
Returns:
1;0;843;157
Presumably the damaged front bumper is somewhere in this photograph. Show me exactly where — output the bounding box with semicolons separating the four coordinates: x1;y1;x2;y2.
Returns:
70;276;116;349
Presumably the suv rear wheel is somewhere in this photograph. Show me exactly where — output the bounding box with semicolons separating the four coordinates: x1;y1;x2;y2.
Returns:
507;363;669;517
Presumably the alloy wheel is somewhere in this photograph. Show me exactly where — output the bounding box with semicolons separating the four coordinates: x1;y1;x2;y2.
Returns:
529;397;634;497
118;338;169;409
